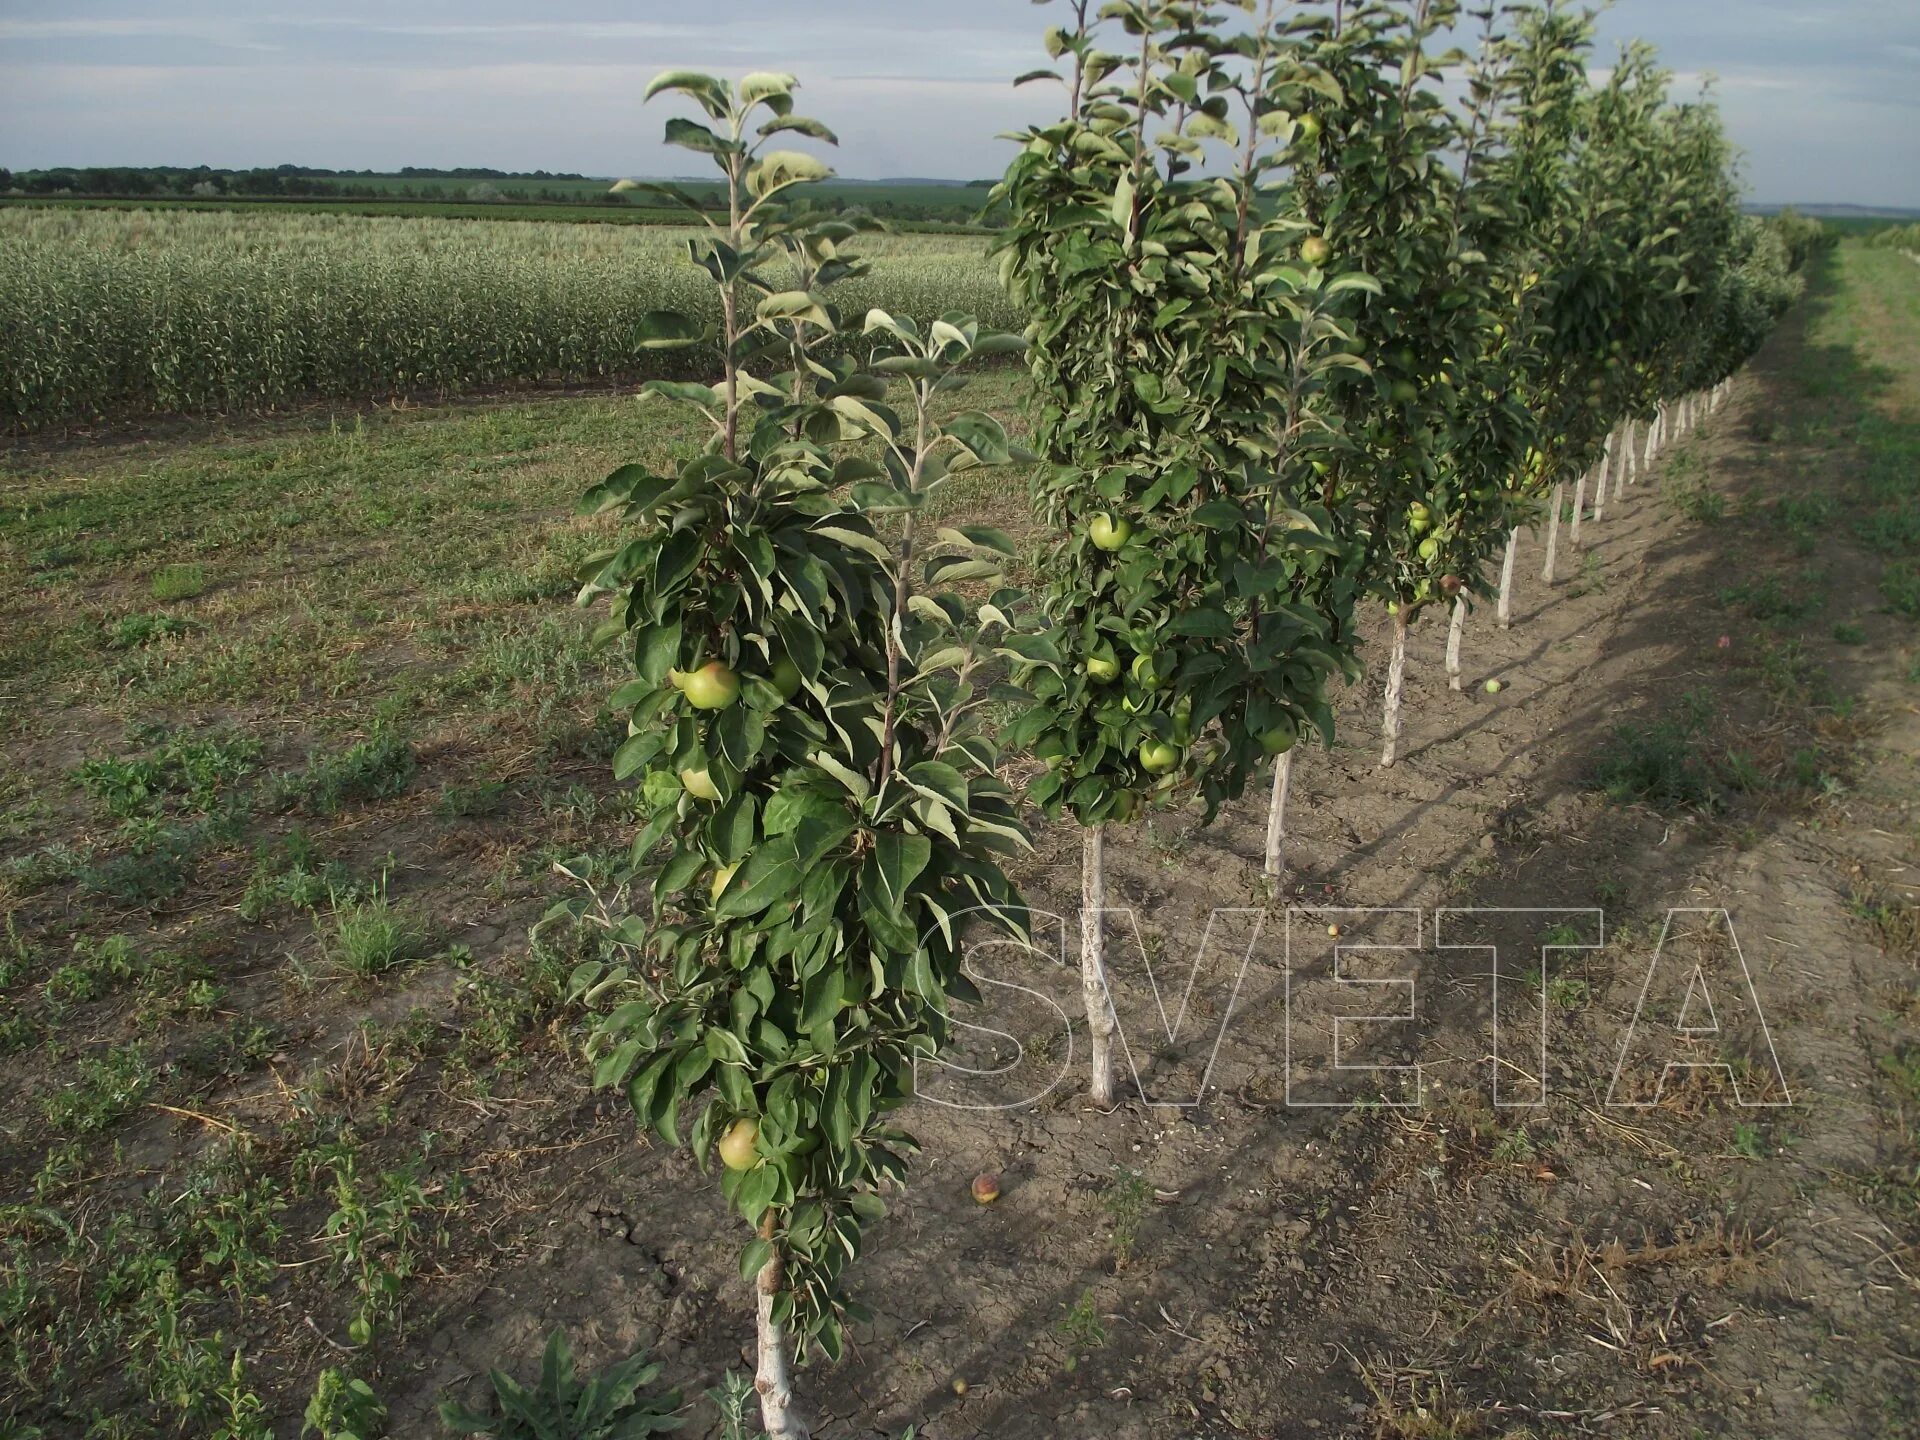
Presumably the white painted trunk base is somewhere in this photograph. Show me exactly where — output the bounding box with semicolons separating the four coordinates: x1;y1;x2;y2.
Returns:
1445;596;1466;691
1264;750;1293;881
1497;528;1517;629
756;1253;810;1440
1081;823;1114;1107
1380;608;1410;768
1542;483;1563;584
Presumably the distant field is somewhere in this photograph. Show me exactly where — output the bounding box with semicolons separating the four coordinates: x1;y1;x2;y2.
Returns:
0;207;1015;433
0;176;1003;231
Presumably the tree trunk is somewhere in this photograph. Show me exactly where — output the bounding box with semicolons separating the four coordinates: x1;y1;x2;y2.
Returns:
1569;470;1586;550
755;1227;810;1440
1497;527;1517;629
1617;419;1634;499
1445;595;1466;691
1264;749;1293;882
1593;433;1613;523
1380;607;1410;768
1542;482;1562;584
1081;823;1114;1107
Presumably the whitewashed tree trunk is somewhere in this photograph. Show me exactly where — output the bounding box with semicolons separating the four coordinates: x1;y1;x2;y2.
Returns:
1081;823;1114;1107
1380;608;1410;768
1542;482;1563;583
1593;432;1613;523
1617;419;1634;499
756;1237;810;1440
1569;470;1586;549
1497;527;1517;629
1264;750;1293;881
1445;595;1466;691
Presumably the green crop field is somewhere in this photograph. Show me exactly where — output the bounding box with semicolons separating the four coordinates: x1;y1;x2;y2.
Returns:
0;207;1015;433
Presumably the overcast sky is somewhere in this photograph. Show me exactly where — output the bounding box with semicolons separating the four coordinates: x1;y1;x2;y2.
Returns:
2;2;1915;207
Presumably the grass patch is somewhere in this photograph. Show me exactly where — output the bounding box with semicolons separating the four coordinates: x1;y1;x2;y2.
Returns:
318;891;431;980
271;729;416;816
149;563;208;602
104;613;198;650
1880;561;1920;619
1661;447;1724;522
1720;569;1825;622
73;726;260;821
1587;693;1722;812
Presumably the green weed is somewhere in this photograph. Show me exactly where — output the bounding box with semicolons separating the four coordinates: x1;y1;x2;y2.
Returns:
43;1045;156;1134
318;889;431;980
238;831;358;921
436;1328;680;1439
1587;693;1721;812
1057;1288;1107;1350
73;728;260;820
1102;1166;1153;1270
149;564;208;602
105;613;197;650
272;730;416;816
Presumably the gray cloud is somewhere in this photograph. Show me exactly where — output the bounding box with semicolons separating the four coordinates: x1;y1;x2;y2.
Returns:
1;1;1913;206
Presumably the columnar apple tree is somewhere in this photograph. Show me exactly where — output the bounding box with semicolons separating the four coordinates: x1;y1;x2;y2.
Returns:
1465;0;1592;618
1286;0;1511;764
563;72;1029;1440
996;0;1371;1100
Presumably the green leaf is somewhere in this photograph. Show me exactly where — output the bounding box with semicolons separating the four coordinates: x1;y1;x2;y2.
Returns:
871;831;933;914
715;836;803;918
663;116;734;157
636;311;704;350
756;290;834;329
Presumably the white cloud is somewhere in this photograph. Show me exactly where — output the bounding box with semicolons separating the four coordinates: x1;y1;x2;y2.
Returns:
0;18;280;52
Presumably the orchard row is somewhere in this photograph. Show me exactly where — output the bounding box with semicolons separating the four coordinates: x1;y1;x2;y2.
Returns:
553;5;1816;1436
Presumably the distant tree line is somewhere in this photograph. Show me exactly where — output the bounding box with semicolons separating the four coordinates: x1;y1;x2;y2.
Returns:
0;164;594;201
0;164;1010;225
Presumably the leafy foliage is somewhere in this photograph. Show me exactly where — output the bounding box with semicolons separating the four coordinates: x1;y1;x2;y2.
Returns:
562;70;1031;1364
997;0;1375;825
438;1329;680;1439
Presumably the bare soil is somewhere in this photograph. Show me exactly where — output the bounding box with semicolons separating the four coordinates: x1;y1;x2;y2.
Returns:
4;269;1918;1439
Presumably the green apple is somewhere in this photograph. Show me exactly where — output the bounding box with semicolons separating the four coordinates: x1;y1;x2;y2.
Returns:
1088;513;1133;552
1408;501;1430;524
1296;114;1322;143
769;656;803;700
1300;235;1332;267
1109;790;1138;823
1484;678;1504;694
1130;652;1166;689
1390;379;1419;404
680;766;722;802
1417;536;1440;562
1258;715;1298;755
676;661;741;711
718;1118;759;1171
1085;651;1121;683
1138;739;1181;775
